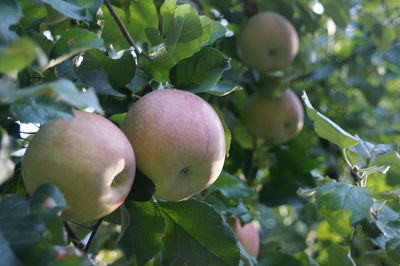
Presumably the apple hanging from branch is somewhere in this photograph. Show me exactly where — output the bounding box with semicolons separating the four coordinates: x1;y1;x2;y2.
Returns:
237;11;299;73
122;89;226;201
22;110;136;222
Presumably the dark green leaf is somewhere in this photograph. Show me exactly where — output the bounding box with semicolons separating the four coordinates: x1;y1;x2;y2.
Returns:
48;28;104;68
130;0;159;45
327;244;355;266
170;47;231;93
159;200;240;266
40;0;102;22
119;201;164;264
386;238;400;263
208;172;252;199
0;231;22;266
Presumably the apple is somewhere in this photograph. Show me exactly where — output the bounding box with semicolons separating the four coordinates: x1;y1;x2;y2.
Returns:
22;110;136;222
121;89;226;201
228;216;260;258
237;11;299;73
244;89;304;145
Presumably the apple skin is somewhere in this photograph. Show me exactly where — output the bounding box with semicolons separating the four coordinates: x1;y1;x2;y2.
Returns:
228;216;260;258
121;89;226;201
22;110;136;222
244;89;304;145
237;12;299;73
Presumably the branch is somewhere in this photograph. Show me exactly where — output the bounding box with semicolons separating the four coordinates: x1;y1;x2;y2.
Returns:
64;222;85;250
84;218;104;253
104;0;141;56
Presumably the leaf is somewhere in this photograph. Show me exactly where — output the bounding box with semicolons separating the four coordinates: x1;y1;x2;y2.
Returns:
383;44;400;68
327;244;356;266
258;251;302;266
0;231;22;266
0;38;38;73
2;79;103;123
170;47;231;93
309;64;335;82
320;0;350;28
386;238;400;263
208;172;252;199
199;16;226;46
0;0;21;30
39;0;102;22
30;184;67;214
159;200;240;266
207;81;242;96
47;28;104;69
76;49;131;97
130;0;159;45
0;132;15;186
126;69;151;93
315;182;373;236
302;92;358;148
160;0;176;35
118;201;164;265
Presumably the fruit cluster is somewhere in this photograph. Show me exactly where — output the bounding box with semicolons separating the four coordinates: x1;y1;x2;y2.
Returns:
21;10;303;260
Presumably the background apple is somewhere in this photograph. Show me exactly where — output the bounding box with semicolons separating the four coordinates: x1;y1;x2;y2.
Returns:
22;110;136;222
244;89;304;145
228;216;260;258
121;89;226;201
237;11;299;73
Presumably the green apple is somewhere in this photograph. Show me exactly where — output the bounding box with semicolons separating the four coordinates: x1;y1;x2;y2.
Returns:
237;11;299;73
22;110;136;222
121;89;226;201
228;216;260;258
244;89;304;145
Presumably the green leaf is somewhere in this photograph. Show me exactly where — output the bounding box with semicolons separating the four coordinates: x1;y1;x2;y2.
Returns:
206;81;242;96
0;38;38;73
320;0;350;28
159;200;240;266
315;182;373;236
30;184;68;214
48;28;104;69
208;172;252;199
160;0;177;35
302;91;358;148
0;231;22;266
126;69;151;93
386;238;400;263
166;4;203;60
170;47;231;93
130;0;159;45
39;0;102;22
327;244;355;266
118;201;164;265
11;96;74;123
199;16;226;46
0;0;21;30
2;79;102;123
258;251;302;266
0;132;15;186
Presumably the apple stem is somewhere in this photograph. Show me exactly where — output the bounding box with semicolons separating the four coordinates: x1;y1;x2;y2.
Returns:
103;0;141;57
84;218;104;253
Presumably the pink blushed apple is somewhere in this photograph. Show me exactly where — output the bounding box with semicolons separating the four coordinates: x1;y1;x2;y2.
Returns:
22;110;136;222
122;89;226;201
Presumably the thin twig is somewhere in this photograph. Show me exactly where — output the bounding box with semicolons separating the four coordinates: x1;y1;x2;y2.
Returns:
84;218;103;253
104;0;140;56
64;222;85;250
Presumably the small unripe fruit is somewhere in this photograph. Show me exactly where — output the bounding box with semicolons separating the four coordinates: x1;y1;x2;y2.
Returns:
237;12;299;73
244;89;304;145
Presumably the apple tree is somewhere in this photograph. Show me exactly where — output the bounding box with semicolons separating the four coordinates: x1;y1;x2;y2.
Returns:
1;0;400;265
